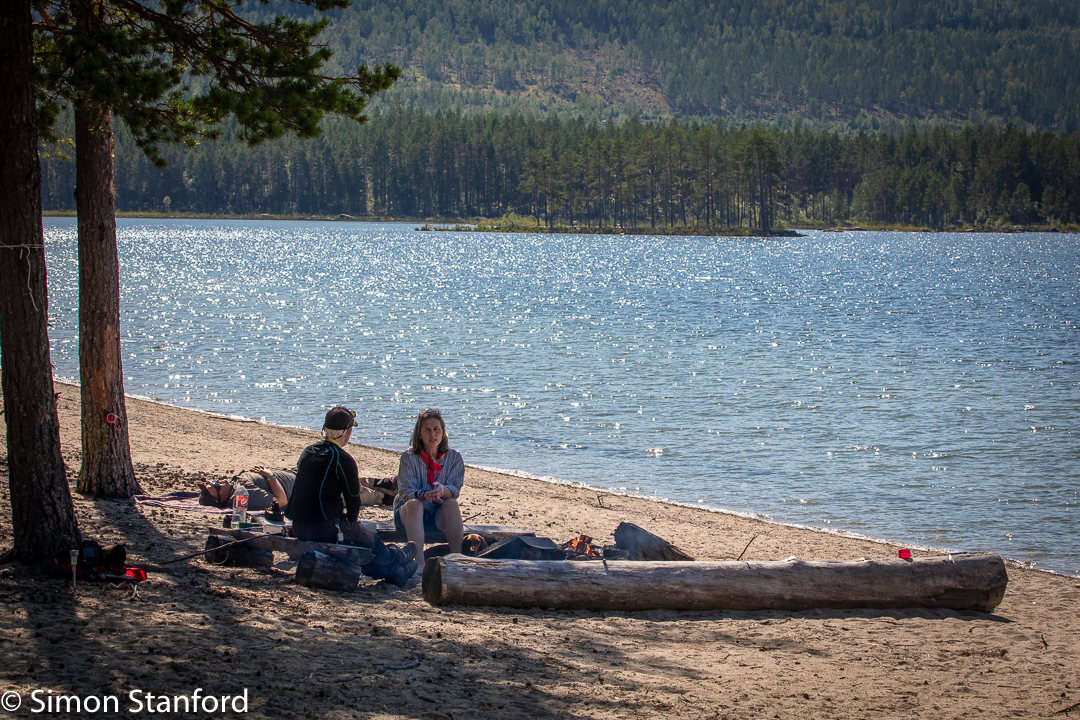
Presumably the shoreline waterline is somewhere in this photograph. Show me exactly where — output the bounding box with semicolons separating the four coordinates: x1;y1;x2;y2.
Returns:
57;379;1068;577
42;220;1079;577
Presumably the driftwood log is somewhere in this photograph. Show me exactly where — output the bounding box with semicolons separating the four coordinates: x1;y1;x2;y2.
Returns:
208;528;373;565
422;553;1008;612
361;520;533;544
203;535;274;568
296;551;363;592
613;522;694;561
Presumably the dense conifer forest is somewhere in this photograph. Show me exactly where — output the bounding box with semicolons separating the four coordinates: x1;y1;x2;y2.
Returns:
41;108;1080;230
250;0;1080;131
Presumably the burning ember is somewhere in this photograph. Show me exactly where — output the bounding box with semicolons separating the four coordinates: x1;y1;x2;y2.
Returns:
561;535;602;558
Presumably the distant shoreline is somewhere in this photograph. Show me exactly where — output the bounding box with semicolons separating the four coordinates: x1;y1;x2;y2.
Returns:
42;210;1079;235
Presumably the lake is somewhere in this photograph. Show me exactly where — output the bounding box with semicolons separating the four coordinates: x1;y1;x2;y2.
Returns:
42;218;1080;576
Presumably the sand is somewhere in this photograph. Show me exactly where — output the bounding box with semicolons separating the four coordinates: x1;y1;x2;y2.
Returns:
1;382;1078;719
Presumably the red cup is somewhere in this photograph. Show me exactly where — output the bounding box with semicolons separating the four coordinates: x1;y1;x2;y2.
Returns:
898;548;912;559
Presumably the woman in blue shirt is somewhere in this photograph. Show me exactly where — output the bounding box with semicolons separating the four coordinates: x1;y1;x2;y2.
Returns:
394;408;464;569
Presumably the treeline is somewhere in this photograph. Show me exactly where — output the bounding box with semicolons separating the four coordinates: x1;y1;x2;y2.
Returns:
245;0;1080;130
40;108;1080;230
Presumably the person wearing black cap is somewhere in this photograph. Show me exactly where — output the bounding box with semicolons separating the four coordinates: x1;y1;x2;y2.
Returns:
286;406;417;584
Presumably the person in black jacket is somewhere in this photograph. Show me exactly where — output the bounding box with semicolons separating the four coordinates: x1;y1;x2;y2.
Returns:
285;406;367;541
286;405;417;584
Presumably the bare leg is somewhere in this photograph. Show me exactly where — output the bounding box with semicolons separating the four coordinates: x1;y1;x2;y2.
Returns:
399;498;428;567
435;498;464;554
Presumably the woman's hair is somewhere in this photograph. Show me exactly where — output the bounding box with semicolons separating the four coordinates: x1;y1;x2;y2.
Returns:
409;408;449;456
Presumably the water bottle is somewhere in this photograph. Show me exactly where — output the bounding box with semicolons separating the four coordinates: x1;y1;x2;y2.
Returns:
233;485;249;523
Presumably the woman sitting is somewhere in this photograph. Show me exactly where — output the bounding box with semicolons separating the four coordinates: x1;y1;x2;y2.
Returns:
394;408;464;569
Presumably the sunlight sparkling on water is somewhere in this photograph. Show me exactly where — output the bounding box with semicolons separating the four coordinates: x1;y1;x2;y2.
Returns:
42;218;1080;575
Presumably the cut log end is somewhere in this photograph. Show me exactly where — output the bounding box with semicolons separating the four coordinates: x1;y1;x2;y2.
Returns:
422;556;445;605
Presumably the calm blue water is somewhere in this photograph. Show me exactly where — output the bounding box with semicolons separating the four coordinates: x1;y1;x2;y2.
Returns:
42;218;1080;576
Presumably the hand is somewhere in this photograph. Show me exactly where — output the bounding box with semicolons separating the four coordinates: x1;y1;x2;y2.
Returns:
251;466;272;479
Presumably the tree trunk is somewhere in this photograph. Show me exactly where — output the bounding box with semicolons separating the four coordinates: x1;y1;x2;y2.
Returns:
73;101;141;498
423;553;1008;612
0;0;81;564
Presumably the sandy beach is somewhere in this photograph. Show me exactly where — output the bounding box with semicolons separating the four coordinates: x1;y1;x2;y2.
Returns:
1;382;1078;719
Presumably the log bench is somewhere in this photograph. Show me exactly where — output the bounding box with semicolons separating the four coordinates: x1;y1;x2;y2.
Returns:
359;520;534;544
208;528;373;565
210;522;534;552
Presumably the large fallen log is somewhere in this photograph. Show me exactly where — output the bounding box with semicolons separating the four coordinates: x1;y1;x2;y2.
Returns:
208;528;373;565
422;553;1008;612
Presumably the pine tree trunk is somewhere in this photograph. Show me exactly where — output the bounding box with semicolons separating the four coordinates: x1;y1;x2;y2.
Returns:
73;102;141;499
0;0;81;563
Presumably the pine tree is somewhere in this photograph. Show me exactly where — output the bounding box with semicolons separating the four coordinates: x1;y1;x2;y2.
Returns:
0;0;81;564
32;0;399;497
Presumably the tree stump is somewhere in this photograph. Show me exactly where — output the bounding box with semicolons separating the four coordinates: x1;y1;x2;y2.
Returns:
296;551;363;592
203;535;274;568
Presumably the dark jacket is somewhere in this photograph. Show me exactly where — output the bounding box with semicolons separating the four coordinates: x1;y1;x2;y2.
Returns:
284;440;362;524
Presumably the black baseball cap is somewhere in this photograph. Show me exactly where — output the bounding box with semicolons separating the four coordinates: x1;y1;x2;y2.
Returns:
324;406;358;431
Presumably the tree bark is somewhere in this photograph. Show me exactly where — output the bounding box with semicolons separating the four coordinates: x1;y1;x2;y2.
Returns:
0;0;81;564
73;101;141;498
422;553;1008;612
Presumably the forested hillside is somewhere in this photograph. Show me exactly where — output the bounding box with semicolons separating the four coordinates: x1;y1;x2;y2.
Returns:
249;0;1080;131
41;111;1080;230
36;0;1080;230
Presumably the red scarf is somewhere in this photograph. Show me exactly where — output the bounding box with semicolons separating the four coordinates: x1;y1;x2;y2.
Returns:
420;451;442;487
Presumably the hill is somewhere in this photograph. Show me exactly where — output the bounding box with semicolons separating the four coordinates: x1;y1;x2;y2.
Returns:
249;0;1080;131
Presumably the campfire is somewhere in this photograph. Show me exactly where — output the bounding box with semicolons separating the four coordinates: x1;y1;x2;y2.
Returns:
561;535;603;559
